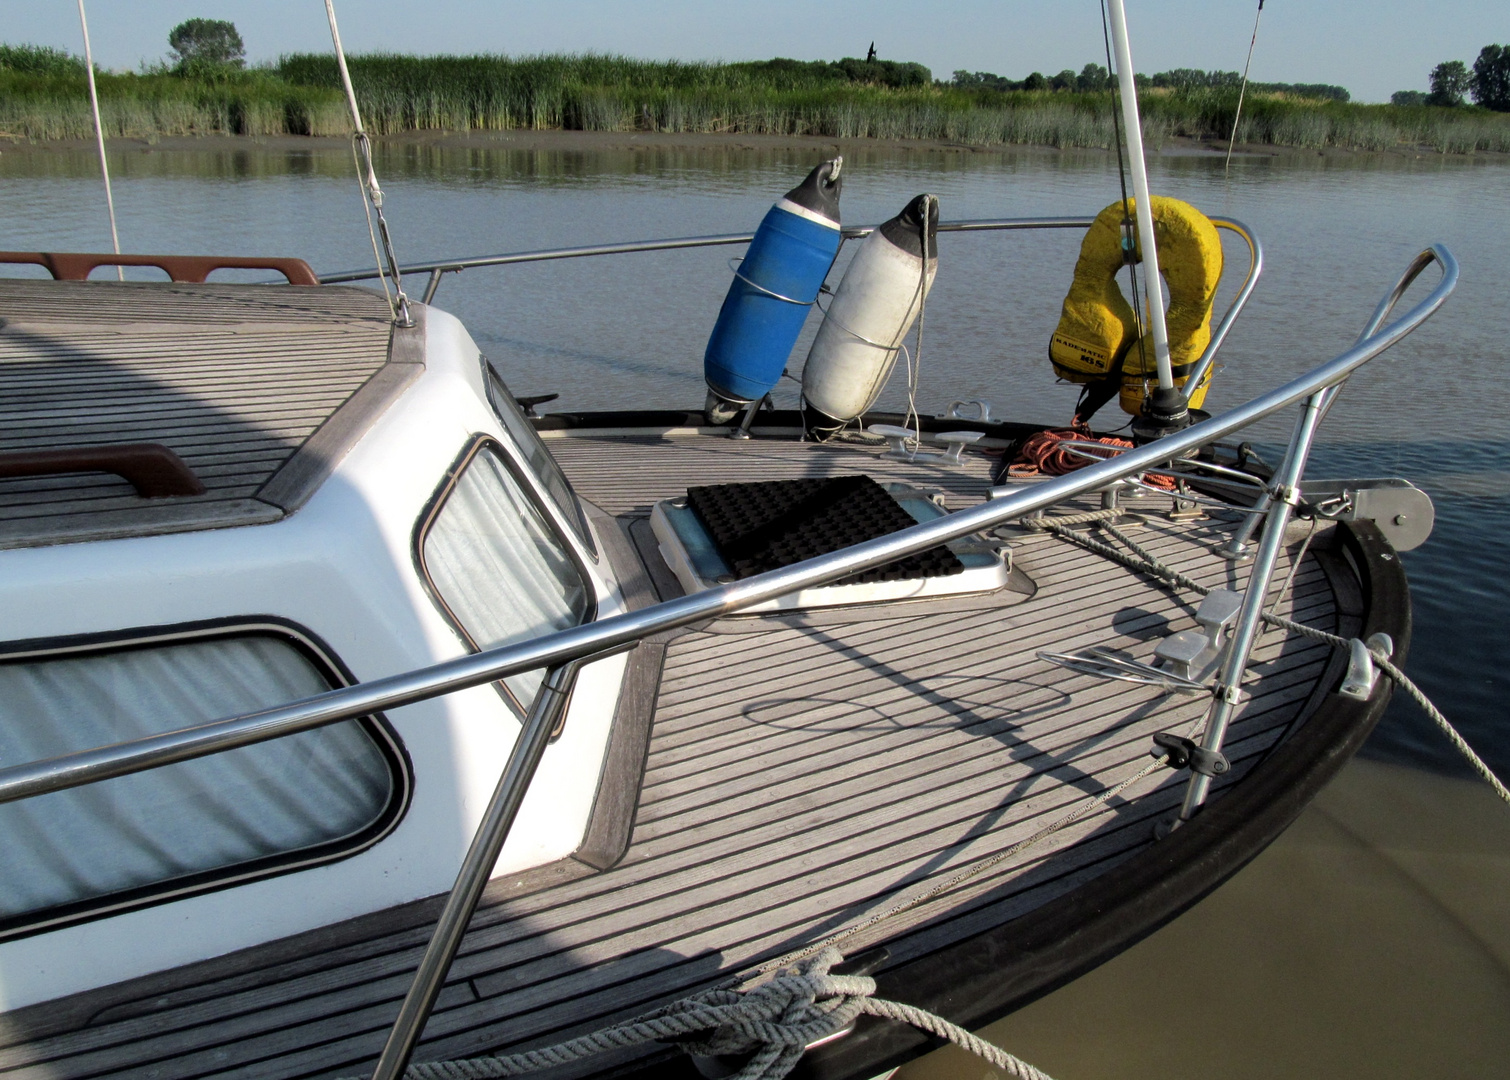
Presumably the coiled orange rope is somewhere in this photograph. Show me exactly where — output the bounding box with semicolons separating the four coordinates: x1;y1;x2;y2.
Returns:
1007;425;1176;490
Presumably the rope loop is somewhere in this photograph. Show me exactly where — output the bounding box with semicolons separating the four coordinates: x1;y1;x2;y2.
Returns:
376;947;1055;1080
667;950;875;1075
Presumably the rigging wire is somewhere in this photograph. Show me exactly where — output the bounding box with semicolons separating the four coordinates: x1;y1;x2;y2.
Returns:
76;0;122;281
324;0;414;326
1225;0;1266;174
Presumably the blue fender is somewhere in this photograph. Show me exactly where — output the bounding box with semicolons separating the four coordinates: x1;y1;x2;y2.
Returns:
704;159;843;406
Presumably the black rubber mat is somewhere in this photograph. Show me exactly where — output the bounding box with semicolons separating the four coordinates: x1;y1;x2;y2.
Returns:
685;475;964;583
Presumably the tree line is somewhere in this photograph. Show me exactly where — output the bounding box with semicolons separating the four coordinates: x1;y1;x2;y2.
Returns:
951;64;1348;101
1392;46;1510;110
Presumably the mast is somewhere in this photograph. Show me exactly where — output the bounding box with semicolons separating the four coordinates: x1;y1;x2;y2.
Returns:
1104;0;1174;395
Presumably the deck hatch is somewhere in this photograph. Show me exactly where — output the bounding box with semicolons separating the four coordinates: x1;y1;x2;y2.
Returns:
686;475;964;582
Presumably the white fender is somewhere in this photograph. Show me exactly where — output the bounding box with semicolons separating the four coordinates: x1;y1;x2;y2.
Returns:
801;194;938;432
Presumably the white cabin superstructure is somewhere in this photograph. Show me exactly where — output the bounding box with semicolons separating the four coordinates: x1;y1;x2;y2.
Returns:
0;281;630;1009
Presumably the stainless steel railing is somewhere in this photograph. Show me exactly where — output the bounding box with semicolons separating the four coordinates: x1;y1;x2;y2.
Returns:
314;215;1261;336
0;244;1456;810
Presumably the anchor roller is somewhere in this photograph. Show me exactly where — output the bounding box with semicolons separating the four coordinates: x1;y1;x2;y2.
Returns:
703;158;843;422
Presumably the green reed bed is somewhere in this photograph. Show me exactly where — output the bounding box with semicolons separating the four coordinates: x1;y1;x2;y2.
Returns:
2;52;1506;155
0;69;347;140
1139;89;1510;153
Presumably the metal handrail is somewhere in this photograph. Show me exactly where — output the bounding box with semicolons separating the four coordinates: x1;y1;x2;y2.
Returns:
0;244;1456;808
314;216;1096;286
1185;217;1263;393
316;214;1262;379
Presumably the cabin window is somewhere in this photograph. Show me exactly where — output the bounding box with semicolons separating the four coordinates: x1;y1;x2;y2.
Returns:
0;628;407;938
419;439;593;711
482;359;598;559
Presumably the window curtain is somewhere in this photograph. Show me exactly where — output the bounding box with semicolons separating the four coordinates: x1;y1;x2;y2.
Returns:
0;636;394;919
424;447;589;707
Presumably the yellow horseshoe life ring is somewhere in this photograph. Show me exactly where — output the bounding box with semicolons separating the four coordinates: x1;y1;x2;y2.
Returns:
1048;196;1223;417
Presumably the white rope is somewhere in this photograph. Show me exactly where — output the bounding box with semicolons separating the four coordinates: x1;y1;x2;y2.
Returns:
901;195;935;456
351;948;1054;1080
76;0;122;281
1019;507;1126;529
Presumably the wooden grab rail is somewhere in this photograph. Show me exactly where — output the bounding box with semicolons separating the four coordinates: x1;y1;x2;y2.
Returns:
0;445;206;498
0;251;319;286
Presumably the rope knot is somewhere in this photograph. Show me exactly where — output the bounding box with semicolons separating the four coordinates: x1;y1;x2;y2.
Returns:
670;948;873;1078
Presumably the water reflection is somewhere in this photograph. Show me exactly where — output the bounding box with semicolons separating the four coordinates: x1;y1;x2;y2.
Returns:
897;759;1510;1080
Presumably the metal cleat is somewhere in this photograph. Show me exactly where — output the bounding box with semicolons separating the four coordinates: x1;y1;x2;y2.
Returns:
1339;632;1395;701
1154;588;1243;683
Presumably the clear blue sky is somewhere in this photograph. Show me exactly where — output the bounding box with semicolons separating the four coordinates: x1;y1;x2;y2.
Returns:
7;1;1505;104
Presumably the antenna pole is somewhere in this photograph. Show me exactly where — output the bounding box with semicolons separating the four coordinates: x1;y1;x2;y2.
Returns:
77;0;122;281
1104;0;1173;393
1225;0;1265;174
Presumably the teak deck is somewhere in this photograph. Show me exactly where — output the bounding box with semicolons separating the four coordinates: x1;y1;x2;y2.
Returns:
0;432;1352;1080
0;281;419;548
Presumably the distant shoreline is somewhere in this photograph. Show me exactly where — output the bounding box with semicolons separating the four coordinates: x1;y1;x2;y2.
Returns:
4;129;1502;161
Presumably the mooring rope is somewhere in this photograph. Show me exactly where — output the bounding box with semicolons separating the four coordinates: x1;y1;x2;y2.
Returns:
1037;515;1510;808
352;948;1055;1080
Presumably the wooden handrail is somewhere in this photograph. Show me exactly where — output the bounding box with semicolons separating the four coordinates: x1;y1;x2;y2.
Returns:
0;444;206;498
0;251;319;286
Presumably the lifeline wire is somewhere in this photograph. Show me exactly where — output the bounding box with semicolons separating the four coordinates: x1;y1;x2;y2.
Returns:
76;0;122;281
1225;0;1267;174
325;0;414;326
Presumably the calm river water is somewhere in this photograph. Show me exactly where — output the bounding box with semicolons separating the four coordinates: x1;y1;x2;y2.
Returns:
3;137;1509;1077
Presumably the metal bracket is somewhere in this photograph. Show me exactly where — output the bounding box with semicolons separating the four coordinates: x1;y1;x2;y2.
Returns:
1273;483;1302;507
1152;732;1230;777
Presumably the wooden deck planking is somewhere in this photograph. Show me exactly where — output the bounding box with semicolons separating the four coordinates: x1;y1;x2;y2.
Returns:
0;431;1344;1080
0;281;405;545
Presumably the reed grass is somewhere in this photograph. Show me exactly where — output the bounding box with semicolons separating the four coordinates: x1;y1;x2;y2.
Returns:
2;52;1506;155
0;69;347;141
